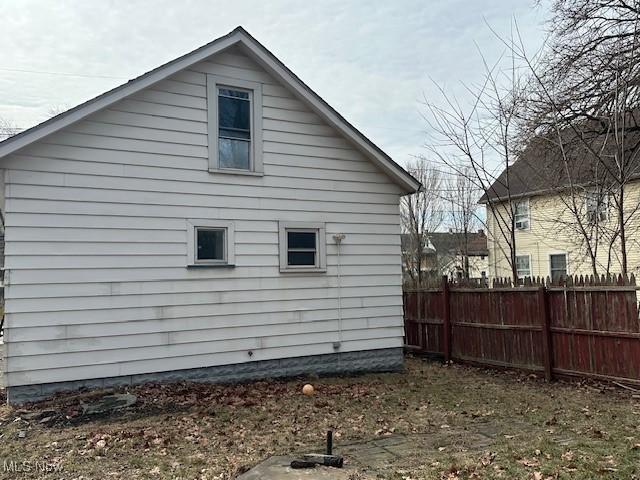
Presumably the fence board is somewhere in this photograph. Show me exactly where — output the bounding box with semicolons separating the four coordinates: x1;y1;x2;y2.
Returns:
404;276;640;384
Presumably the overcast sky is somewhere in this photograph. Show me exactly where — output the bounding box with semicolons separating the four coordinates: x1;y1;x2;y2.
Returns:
0;0;548;166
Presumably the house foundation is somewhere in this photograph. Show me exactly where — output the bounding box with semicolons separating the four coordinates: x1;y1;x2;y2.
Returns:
6;348;404;404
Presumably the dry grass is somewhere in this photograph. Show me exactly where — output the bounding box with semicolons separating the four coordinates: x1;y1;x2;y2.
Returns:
1;356;640;479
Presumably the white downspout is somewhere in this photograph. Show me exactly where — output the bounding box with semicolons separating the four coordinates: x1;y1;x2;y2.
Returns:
332;234;346;350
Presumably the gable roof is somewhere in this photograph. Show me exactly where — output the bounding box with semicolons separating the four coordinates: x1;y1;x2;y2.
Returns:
0;27;420;194
479;118;640;203
400;231;488;256
427;231;488;256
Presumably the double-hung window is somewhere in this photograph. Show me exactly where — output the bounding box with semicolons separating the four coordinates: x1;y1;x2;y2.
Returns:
549;253;568;282
514;199;530;230
207;75;263;174
515;254;531;279
186;220;235;267
585;190;608;224
218;88;251;170
279;222;327;273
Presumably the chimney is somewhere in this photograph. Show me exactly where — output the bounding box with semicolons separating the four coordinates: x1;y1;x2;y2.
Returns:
448;228;453;233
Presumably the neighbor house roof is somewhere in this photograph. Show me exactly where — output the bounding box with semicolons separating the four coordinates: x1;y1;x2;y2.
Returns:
427;231;488;256
479;117;640;204
0;27;420;194
401;231;488;256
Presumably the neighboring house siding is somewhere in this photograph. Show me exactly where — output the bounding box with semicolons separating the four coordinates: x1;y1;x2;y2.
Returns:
486;186;640;279
1;47;405;387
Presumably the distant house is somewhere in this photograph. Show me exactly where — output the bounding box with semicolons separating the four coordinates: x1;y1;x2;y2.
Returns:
401;230;488;282
480;126;640;280
0;27;420;403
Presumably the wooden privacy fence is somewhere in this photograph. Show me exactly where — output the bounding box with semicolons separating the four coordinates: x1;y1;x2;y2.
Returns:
404;275;640;384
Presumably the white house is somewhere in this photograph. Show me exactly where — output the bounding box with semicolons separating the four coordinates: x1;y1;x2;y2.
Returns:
0;27;420;403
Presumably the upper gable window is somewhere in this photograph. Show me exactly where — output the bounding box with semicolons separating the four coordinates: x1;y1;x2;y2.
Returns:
218;88;251;169
207;75;263;175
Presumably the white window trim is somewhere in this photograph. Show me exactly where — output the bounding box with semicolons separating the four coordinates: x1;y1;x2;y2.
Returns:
206;74;263;175
515;253;531;279
279;221;327;273
186;219;235;267
514;198;530;231
548;251;569;279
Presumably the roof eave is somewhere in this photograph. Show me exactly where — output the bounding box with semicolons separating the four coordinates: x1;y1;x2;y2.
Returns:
0;26;420;194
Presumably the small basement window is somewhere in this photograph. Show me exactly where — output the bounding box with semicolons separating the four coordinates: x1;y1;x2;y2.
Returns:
187;220;235;267
207;75;263;175
279;222;326;273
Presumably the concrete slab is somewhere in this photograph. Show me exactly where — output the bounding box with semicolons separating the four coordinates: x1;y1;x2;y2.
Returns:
236;456;354;480
239;430;501;478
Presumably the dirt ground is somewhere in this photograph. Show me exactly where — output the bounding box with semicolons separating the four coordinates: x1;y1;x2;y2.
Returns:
1;356;640;479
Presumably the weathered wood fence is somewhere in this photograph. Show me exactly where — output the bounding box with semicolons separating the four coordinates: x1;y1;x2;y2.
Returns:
404;275;640;384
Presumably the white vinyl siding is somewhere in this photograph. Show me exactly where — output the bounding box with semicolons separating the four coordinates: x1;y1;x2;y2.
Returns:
0;46;405;387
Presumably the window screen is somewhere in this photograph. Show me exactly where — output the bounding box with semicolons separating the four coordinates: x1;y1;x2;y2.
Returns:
218;88;251;170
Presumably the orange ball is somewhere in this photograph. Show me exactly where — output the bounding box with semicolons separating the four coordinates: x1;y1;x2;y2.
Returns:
302;384;315;396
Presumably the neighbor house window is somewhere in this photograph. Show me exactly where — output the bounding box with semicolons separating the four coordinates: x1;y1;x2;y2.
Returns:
207;75;263;174
586;191;608;223
549;253;567;282
279;222;326;273
515;254;531;279
186;220;235;266
514;199;530;230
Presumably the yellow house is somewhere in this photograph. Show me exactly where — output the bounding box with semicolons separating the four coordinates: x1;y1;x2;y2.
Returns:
480;135;640;281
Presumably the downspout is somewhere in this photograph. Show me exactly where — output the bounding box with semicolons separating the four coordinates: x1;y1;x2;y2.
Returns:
332;234;346;350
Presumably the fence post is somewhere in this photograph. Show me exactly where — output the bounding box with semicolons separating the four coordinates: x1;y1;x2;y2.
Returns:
538;285;553;381
442;275;451;363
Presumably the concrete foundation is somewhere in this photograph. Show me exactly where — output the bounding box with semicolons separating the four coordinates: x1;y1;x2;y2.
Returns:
6;347;404;404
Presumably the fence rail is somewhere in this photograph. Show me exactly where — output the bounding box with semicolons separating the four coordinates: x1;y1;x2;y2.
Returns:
403;275;640;384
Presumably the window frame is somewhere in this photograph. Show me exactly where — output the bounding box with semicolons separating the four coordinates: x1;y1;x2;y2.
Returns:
548;252;568;281
206;75;263;176
515;253;531;279
514;198;530;230
585;190;609;224
186;219;235;267
278;221;327;273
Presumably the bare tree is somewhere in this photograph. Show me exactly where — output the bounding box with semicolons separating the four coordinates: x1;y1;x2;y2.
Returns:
0;117;20;141
506;1;640;276
401;159;444;287
423;46;529;283
47;104;69;119
445;169;482;279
